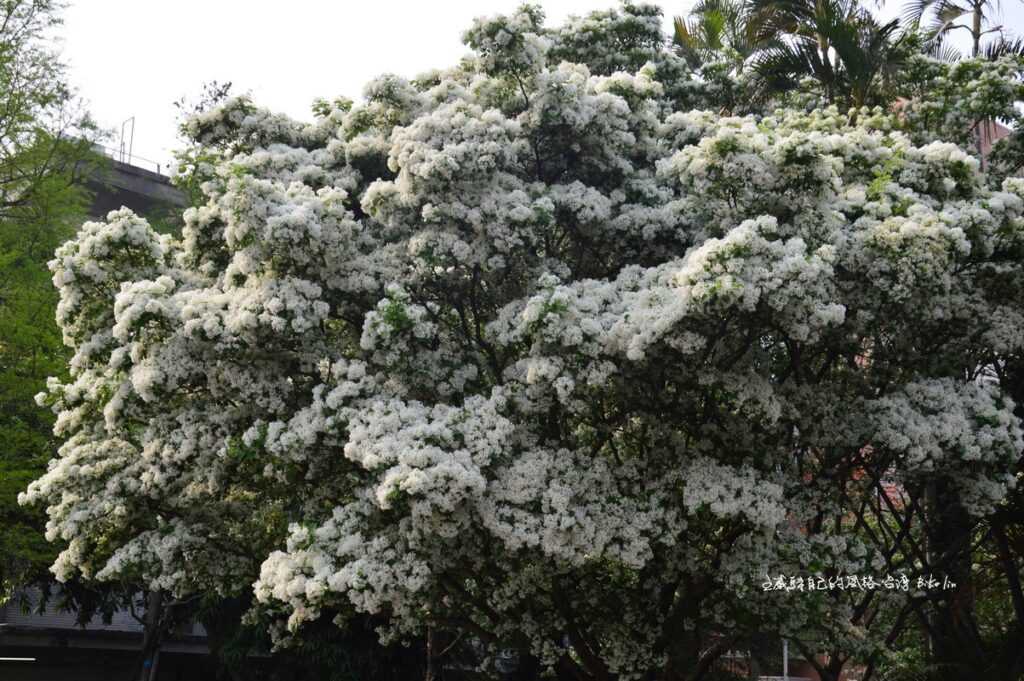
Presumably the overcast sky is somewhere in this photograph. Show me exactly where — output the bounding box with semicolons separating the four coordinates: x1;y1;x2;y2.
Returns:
60;1;624;170
58;1;1024;172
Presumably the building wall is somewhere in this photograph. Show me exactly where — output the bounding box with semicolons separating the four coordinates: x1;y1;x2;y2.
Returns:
1;588;146;633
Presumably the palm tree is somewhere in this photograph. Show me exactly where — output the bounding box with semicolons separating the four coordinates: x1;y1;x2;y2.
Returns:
749;0;909;109
672;0;770;72
903;0;1024;58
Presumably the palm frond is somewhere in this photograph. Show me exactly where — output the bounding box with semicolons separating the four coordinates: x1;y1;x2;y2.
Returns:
753;37;831;94
926;0;970;37
983;36;1024;59
929;38;964;61
902;0;938;27
672;15;705;69
701;9;728;50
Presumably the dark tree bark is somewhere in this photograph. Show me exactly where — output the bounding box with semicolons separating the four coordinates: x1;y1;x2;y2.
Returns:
135;590;165;681
926;482;983;681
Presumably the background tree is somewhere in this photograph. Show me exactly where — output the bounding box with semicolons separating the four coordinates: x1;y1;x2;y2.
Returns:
902;0;1024;175
903;0;1024;57
672;0;768;72
670;0;781;112
750;0;910;108
0;0;100;602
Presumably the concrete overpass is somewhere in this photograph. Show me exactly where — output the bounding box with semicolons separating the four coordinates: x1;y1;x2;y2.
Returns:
87;156;187;220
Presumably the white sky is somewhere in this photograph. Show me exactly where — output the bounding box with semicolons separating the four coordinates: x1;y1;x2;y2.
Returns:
60;0;627;170
58;0;1024;171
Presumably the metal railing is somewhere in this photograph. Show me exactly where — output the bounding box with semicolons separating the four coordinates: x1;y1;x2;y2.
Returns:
93;143;166;176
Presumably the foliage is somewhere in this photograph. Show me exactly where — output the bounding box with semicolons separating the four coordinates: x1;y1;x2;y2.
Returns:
0;0;101;602
171;80;237;207
673;0;768;72
751;0;912;109
895;53;1024;182
903;0;1024;58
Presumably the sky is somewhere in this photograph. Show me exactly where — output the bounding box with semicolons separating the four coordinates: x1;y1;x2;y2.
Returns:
59;0;622;171
57;0;1024;172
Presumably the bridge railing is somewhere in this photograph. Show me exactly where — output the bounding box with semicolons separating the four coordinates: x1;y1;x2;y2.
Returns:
93;143;167;176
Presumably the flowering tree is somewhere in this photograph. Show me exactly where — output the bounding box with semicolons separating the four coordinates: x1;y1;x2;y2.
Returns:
21;4;1024;680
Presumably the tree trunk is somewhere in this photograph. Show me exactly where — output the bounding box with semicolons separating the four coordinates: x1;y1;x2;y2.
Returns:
823;653;846;681
971;2;982;58
197;595;251;681
747;649;759;680
927;482;982;681
993;516;1024;630
425;626;440;681
136;590;165;681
